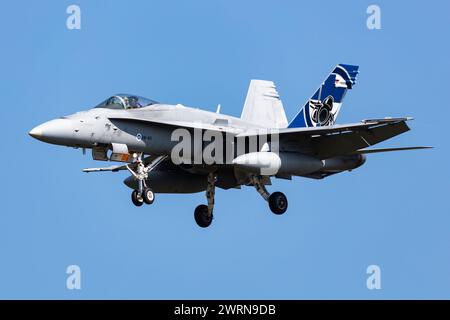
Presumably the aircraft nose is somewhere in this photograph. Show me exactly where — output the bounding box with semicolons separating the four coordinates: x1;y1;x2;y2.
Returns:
29;119;73;145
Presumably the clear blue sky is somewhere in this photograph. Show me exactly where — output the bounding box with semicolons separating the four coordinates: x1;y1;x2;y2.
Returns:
0;0;448;299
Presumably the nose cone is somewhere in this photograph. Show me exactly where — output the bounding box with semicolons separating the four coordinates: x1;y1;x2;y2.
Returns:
29;119;73;145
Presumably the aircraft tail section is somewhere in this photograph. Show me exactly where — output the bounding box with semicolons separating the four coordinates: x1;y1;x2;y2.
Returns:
241;80;288;129
288;64;359;128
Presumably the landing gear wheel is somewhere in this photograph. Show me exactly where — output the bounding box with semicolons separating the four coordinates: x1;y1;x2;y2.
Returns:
131;190;144;207
194;204;213;228
269;192;288;215
142;188;155;205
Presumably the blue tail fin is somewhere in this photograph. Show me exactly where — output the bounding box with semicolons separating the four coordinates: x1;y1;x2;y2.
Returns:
288;64;359;128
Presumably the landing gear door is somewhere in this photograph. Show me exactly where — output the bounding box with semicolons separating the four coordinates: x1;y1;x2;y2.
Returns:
110;143;131;162
92;146;108;161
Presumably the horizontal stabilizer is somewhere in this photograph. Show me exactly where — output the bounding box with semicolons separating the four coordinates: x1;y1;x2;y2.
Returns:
353;146;432;154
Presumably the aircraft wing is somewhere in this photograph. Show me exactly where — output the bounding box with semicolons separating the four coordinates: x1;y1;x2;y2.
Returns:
238;117;414;159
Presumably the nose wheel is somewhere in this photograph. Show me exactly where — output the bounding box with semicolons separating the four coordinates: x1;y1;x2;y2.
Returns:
142;188;155;204
131;188;154;207
142;187;155;205
131;190;144;207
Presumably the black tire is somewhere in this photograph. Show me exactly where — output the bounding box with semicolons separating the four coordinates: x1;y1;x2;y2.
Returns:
194;204;213;228
142;188;155;205
131;190;143;207
268;192;288;215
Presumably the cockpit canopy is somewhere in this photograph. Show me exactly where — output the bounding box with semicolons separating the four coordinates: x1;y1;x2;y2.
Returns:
95;94;158;110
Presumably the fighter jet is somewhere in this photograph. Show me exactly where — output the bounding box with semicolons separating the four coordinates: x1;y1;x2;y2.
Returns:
29;64;429;227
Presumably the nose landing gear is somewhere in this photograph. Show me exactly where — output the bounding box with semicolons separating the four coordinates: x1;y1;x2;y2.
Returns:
127;154;166;207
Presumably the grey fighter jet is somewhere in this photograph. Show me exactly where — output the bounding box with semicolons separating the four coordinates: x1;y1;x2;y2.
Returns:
29;64;430;227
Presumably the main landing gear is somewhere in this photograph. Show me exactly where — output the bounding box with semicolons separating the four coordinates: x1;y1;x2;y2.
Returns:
250;176;288;215
193;174;288;228
194;172;216;228
127;154;165;207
